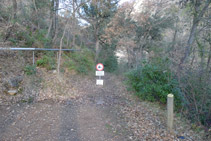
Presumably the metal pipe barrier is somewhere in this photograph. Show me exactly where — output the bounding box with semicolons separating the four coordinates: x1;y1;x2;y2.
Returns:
0;47;79;51
0;47;79;65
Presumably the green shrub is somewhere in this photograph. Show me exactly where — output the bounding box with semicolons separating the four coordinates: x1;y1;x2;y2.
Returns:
12;28;50;47
126;62;182;109
16;31;35;46
100;54;118;72
8;38;18;45
24;65;36;75
34;29;50;46
36;54;56;70
63;48;95;74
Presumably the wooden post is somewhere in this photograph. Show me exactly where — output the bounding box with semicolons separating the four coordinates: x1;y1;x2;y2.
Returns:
167;94;174;132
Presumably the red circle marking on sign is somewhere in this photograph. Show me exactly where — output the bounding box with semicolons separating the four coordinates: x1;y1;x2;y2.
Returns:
96;63;104;71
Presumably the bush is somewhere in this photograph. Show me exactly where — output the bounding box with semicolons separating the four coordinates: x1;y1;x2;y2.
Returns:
63;48;95;74
9;28;50;47
100;54;118;72
36;53;56;70
126;62;183;109
24;65;36;75
34;29;50;47
16;30;35;46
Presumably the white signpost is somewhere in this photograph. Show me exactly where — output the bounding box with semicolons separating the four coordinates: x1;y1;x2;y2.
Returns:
96;71;104;76
96;79;104;85
96;63;104;85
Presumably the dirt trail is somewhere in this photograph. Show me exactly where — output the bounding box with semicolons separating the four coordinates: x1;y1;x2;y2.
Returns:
0;74;129;141
0;73;206;141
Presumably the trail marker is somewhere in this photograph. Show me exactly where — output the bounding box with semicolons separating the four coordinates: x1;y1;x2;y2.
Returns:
167;94;174;132
96;63;104;85
96;63;104;71
96;79;103;85
96;71;104;76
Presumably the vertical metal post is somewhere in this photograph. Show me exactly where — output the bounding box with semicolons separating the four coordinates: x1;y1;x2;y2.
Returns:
167;94;174;132
57;52;59;65
33;51;35;65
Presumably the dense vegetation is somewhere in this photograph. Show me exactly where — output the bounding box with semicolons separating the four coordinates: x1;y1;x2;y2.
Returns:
126;61;183;110
0;0;210;129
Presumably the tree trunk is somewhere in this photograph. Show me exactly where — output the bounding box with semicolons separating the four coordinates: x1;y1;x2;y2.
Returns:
66;29;70;47
126;48;132;68
171;24;178;51
57;20;69;76
206;45;211;72
179;18;198;67
53;0;59;45
126;48;135;69
95;36;100;62
95;25;100;62
178;1;210;72
46;0;54;39
32;0;40;29
190;47;196;66
12;0;17;20
71;0;76;47
46;18;53;38
53;25;58;45
72;34;76;47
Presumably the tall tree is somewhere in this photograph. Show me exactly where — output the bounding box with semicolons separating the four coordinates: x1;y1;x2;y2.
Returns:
78;0;119;61
178;0;211;71
72;0;77;47
53;0;60;44
46;0;56;39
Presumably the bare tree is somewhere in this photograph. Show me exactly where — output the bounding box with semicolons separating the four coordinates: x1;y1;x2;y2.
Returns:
178;0;210;72
57;19;69;76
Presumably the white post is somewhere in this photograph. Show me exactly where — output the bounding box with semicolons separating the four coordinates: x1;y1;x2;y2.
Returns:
167;94;174;132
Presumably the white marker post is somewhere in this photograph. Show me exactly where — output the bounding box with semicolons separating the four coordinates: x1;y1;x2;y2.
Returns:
96;63;104;85
167;94;174;132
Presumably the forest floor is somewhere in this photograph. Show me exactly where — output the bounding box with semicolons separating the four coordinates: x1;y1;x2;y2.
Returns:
0;69;208;141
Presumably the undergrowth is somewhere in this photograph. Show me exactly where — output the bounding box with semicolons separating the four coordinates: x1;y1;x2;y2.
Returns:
63;48;95;74
98;40;118;72
24;65;36;75
36;52;56;70
125;62;183;110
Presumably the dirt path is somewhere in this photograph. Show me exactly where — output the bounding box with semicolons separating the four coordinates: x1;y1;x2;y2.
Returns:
0;73;206;141
0;74;130;141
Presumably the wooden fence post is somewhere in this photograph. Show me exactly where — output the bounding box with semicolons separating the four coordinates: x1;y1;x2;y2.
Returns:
167;94;174;132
